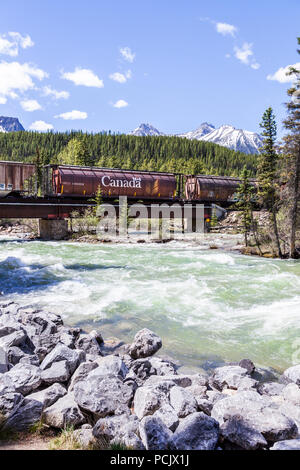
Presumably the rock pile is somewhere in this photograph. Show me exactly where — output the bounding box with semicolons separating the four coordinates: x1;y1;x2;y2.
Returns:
1;301;300;450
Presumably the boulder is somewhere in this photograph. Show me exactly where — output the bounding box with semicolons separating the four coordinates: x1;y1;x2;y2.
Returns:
279;402;300;433
282;383;300;406
89;329;104;345
197;391;226;415
75;333;102;356
270;439;300;450
153;403;179;432
0;392;24;419
238;359;255;375
3;397;43;431
41;361;71;385
281;365;300;386
143;374;196;389
220;415;267;450
43;393;85;429
133;381;173;419
27;383;67;409
0;374;16;395
127;357;177;386
68;362;98;392
257;382;285;397
139;416;173;450
92;355;128;379
128;329;162;359
93;413;139;442
40;344;85;374
73;375;134;418
6;363;42;395
0;347;8;373
169;386;198;418
0;330;27;351
172;412;219;450
73;428;97;449
210;366;249;391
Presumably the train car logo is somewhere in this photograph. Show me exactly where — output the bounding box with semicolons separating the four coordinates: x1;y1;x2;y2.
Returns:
101;175;142;189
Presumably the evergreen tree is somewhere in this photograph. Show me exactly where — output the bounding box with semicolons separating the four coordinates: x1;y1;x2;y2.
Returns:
257;107;283;257
236;167;254;246
282;38;300;258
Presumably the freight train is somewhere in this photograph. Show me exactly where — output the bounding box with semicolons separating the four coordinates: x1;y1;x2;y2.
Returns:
0;161;255;204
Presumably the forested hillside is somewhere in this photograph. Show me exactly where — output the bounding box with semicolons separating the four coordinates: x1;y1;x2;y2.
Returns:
0;131;258;176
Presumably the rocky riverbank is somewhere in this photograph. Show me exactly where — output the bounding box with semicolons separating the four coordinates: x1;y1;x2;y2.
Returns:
1;301;300;450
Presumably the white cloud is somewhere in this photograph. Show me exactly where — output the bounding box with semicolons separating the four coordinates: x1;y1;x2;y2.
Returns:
216;22;237;37
0;61;48;101
20;99;42;112
55;110;88;120
120;47;135;63
109;70;132;83
0;96;7;104
61;67;103;88
0;32;34;57
267;63;300;83
43;86;69;99
113;99;128;108
234;42;260;69
29;120;53;131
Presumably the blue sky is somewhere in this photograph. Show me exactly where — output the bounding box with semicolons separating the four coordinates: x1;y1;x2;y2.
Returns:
0;0;299;137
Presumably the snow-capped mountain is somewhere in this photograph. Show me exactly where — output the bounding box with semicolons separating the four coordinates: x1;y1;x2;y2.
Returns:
177;122;215;140
0;117;24;133
130;122;263;154
130;123;164;137
200;125;263;155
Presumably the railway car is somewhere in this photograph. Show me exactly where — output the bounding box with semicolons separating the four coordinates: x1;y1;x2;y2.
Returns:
0;161;36;198
44;165;178;200
185;174;256;203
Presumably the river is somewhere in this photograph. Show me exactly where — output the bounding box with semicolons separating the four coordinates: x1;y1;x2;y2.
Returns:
1;235;300;374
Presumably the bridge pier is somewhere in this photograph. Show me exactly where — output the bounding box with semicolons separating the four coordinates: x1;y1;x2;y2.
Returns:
38;219;68;240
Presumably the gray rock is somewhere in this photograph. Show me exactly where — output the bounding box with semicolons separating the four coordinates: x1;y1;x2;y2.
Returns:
279;402;300;433
197;391;226;415
169;386;198;418
43;393;85;429
4;397;43;431
133;381;173;419
68;362;98;392
89;329;104;345
270;439;300;450
127;357;177;386
0;392;24;419
59;332;76;349
75;333;102;356
19;354;40;367
257;382;285;397
6;363;42;395
153;403;179;432
73;428;96;449
0;325;19;338
73;375;134;418
27;383;67;409
0;374;16;395
220;415;268;450
143;374;195;389
0;330;27;351
0;347;8;373
110;432;145;450
210;366;248;391
238;359;255;374
92;355;128;379
7;346;26;366
139;416;173;450
185;384;207;406
282;383;300;405
172;412;219;450
93;413;139;442
41;361;71;384
281;365;300;386
129;328;162;359
212;391;298;443
41;344;85;374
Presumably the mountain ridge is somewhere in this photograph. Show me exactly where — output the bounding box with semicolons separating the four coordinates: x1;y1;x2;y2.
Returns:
0;116;24;133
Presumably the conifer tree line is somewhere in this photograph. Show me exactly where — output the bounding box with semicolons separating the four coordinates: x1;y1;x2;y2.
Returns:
237;37;300;259
0;129;257;177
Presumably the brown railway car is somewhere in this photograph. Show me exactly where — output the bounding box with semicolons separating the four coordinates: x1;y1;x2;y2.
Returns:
0;161;36;197
46;165;177;200
185;174;256;203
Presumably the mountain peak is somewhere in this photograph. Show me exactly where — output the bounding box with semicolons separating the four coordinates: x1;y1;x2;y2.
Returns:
130;123;164;137
0;116;24;133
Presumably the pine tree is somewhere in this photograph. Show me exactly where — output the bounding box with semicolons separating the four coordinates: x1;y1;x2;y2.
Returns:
282;38;300;258
257;107;283;257
236;167;254;246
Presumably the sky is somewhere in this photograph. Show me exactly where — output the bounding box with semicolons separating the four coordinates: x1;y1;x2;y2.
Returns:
0;0;299;137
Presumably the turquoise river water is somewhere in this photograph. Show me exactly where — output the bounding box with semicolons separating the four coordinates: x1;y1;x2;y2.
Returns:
1;235;300;373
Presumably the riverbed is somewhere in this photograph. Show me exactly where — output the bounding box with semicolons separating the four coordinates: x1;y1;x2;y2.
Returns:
1;234;300;373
